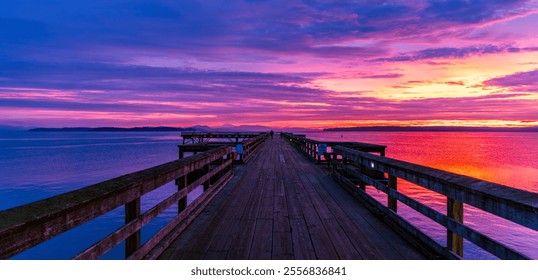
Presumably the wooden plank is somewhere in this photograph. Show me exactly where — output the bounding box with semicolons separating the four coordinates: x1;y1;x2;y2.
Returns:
296;157;368;259
226;162;267;259
298;173;362;259
311;172;403;259
178;189;235;259
248;140;276;259
278;147;316;259
300;172;387;259
204;250;228;260
284;143;344;259
202;169;260;258
258;171;275;221
272;178;293;259
299;203;338;259
321;218;362;259
249;219;273;259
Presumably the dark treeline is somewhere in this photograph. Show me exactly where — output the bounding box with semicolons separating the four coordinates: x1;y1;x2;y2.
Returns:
29;126;203;132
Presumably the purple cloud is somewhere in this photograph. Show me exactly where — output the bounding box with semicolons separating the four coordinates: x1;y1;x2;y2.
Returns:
2;1;535;64
362;73;404;79
484;69;538;92
423;0;531;24
370;45;538;62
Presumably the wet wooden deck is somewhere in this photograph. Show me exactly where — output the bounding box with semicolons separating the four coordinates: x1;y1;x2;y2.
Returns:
159;137;426;260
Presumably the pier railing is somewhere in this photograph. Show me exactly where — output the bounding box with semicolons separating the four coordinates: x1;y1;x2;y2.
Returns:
282;133;386;163
239;134;268;162
0;146;235;260
179;133;268;163
181;132;266;144
330;145;538;259
282;133;538;259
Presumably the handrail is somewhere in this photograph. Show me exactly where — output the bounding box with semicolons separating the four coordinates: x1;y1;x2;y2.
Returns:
282;133;538;259
331;145;538;259
238;134;268;162
282;132;386;162
0;146;235;260
181;132;266;144
178;133;268;163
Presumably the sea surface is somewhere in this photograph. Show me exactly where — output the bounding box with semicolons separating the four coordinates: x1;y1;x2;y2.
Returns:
0;130;537;259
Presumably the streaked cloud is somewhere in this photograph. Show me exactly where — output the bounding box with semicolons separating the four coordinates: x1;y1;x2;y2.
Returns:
484;69;538;92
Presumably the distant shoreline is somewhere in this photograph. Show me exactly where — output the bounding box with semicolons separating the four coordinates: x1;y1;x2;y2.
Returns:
24;125;538;133
28;126;200;132
323;126;538;132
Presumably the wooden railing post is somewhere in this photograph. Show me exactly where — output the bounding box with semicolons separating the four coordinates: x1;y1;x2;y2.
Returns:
125;198;141;257
203;164;210;191
447;197;464;257
177;176;187;212
358;165;366;191
218;156;225;178
178;145;183;159
388;175;397;212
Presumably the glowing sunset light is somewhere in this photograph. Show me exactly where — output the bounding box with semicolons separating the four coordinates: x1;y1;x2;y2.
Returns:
1;1;537;129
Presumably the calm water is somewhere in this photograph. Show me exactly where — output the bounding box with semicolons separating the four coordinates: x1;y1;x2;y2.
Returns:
0;131;537;259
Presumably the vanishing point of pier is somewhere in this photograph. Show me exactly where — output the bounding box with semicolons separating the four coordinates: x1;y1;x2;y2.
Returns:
0;132;537;260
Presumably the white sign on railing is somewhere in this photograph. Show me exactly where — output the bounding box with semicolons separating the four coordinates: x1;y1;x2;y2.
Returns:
318;143;327;156
235;144;243;155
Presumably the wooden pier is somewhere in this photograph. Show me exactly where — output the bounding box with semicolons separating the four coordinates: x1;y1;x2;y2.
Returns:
159;136;422;259
0;132;537;260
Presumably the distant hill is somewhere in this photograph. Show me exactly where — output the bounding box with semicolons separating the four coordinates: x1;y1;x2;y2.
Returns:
29;126;205;132
323;126;538;132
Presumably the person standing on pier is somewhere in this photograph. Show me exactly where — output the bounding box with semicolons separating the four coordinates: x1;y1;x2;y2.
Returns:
270;130;274;140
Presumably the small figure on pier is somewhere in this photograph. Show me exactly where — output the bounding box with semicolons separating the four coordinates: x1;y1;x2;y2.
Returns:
270;130;274;140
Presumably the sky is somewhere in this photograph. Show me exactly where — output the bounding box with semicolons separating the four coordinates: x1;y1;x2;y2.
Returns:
1;0;538;129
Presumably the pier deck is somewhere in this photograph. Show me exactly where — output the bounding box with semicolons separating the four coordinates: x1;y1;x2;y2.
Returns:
159;137;426;259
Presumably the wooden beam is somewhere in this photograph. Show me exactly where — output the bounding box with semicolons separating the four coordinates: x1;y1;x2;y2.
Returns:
177;176;187;213
447;198;464;257
388;175;397;212
203;165;210;191
125;198;141;258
